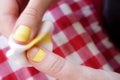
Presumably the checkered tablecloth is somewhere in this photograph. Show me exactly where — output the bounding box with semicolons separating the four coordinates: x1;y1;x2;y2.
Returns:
0;0;120;80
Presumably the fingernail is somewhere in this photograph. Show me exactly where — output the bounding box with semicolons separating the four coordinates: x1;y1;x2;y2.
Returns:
13;25;31;43
27;47;46;62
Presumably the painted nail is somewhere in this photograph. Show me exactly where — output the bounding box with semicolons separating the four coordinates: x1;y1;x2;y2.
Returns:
28;48;46;62
13;25;31;43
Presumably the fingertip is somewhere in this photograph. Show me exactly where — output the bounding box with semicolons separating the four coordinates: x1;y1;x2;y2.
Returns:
27;46;47;62
12;25;31;43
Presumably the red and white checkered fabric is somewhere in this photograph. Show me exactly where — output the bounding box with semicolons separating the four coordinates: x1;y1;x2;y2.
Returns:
0;0;120;80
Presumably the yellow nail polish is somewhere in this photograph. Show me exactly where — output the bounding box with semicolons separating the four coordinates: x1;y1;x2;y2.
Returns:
13;25;31;42
30;49;46;62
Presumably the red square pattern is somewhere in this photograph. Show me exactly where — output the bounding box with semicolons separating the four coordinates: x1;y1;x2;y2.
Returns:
67;14;78;24
0;49;7;63
77;46;93;61
80;33;92;44
56;16;72;30
27;67;39;76
87;15;97;23
91;32;106;43
60;43;75;56
53;47;66;58
53;23;62;34
79;17;89;27
109;59;120;71
114;67;120;73
63;26;78;40
95;54;107;66
84;56;102;69
2;73;17;80
102;49;116;61
70;35;86;50
51;7;64;20
70;3;80;11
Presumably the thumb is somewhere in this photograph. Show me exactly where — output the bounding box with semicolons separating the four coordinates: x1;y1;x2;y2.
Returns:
12;0;53;44
27;46;82;79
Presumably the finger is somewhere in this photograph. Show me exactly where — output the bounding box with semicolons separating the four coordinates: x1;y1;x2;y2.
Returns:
27;46;85;80
27;47;120;80
13;0;54;44
0;0;19;37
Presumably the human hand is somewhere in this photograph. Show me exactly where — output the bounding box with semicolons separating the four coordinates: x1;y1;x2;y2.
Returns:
27;46;120;80
0;0;120;80
0;0;58;39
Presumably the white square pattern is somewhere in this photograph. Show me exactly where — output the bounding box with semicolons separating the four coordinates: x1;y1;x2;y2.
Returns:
102;38;113;49
115;54;120;64
43;12;55;22
8;60;23;71
102;64;113;71
27;77;34;80
60;3;72;15
66;52;83;64
0;36;8;49
72;22;86;34
46;74;56;80
81;6;92;17
90;22;102;33
74;0;81;2
87;42;100;55
53;32;68;46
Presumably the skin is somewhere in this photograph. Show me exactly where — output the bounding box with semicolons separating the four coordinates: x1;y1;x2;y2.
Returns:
0;0;120;80
0;0;57;38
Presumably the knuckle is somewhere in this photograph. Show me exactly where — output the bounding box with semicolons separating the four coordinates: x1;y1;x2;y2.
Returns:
47;56;65;76
22;7;39;20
